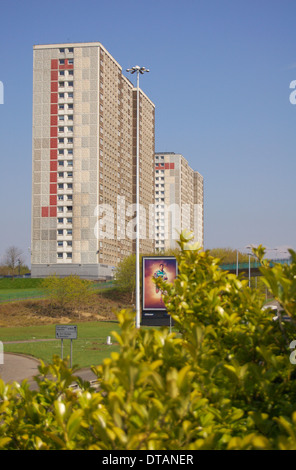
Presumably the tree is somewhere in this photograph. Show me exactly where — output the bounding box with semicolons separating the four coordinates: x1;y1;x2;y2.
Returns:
114;253;137;302
2;246;24;278
208;247;249;265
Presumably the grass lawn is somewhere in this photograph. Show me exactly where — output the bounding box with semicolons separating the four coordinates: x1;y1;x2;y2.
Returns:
1;321;121;369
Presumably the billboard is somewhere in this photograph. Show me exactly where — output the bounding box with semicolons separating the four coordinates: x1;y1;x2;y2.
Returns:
142;256;178;313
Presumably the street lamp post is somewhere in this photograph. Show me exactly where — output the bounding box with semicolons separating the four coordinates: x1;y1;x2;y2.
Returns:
126;66;149;329
245;244;257;288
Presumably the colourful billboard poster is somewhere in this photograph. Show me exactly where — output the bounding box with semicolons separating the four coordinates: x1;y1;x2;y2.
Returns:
142;256;178;312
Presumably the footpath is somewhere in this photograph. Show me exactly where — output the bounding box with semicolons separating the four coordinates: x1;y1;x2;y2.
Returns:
0;352;97;389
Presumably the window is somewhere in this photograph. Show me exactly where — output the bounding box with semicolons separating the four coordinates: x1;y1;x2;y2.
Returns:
67;172;73;177
59;48;65;53
68;70;74;76
68;92;73;98
68;47;74;53
57;253;63;258
68;115;73;121
59;71;65;76
58;126;64;132
67;218;72;223
67;229;72;235
58;218;63;223
59;59;65;65
58;183;63;189
68;59;74;65
68;103;73;109
58;161;64;166
68;81;74;87
67;126;73;132
59;93;64;98
67;138;73;143
59;115;64;121
67;161;73;166
58;207;63;213
59;81;65;87
57;241;63;246
57;229;63;235
67;241;72;246
67;195;72;200
58;137;64;143
58;105;64;111
68;149;73;155
67;253;72;258
58;172;64;177
67;183;73;189
67;206;73;211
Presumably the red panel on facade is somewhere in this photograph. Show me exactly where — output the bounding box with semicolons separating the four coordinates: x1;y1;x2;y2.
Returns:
41;207;49;218
50;138;58;149
51;104;58;115
50;115;58;126
51;92;58;104
49;206;57;217
51;59;58;70
51;70;58;81
170;163;175;170
50;172;57;183
51;81;58;93
50;149;57;159
50;127;58;137
50;184;57;194
165;163;170;169
50;161;57;171
50;195;57;206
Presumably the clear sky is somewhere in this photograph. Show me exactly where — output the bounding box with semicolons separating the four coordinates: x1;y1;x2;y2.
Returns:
0;0;295;266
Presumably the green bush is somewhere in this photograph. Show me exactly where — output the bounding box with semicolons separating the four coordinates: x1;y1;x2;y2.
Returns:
42;275;96;313
1;231;296;449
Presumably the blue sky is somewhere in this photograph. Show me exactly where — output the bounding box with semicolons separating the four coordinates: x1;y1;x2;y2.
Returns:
0;0;295;265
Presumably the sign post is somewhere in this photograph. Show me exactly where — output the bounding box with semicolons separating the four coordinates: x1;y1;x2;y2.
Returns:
55;325;77;368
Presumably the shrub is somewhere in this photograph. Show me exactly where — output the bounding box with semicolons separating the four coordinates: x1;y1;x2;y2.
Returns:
1;232;296;449
42;275;96;314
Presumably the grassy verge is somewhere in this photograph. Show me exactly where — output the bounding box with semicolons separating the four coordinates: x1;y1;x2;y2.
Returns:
0;288;47;302
1;321;121;369
0;278;44;290
0;279;114;303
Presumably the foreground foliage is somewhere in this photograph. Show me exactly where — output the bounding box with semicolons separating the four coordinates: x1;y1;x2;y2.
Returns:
1;232;296;449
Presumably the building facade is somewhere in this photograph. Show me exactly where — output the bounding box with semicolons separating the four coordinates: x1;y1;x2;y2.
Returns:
31;42;155;279
154;152;204;251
